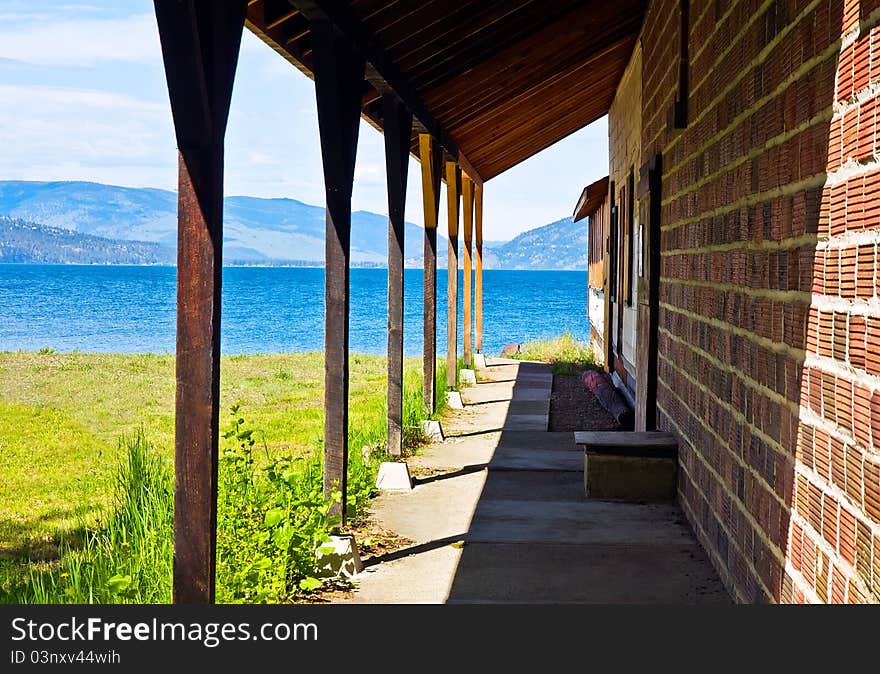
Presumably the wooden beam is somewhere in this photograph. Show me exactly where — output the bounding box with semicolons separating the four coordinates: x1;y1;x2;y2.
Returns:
419;133;442;414
311;17;366;523
461;175;474;366
285;27;310;44
289;0;482;185
265;6;300;30
446;160;460;389
474;182;483;354
383;94;412;457
457;152;483;188
154;0;248;605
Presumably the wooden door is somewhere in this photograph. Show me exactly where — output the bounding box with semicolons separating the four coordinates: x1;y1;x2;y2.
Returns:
635;154;662;431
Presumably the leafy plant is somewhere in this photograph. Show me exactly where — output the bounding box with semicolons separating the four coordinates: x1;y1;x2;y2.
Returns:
215;405;341;602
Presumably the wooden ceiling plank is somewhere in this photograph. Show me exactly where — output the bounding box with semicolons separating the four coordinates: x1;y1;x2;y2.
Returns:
392;0;546;71
423;2;643;119
433;29;638;133
413;0;646;95
470;76;621;179
470;65;623;157
376;0;484;53
350;0;406;23
462;64;624;165
404;1;581;93
454;40;632;150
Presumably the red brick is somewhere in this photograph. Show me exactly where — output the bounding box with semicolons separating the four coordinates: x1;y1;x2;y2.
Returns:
865;461;880;524
850;316;868;371
856;245;876;299
867;319;880;376
839;506;857;566
637;0;880;604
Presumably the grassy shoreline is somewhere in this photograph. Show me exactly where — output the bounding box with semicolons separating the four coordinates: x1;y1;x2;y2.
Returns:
0;350;447;602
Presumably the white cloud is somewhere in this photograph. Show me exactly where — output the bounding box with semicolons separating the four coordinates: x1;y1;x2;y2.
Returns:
0;84;175;188
0;13;160;66
246;151;277;167
354;162;383;185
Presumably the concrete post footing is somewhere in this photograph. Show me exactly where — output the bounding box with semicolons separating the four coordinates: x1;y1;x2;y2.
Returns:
421;419;444;441
447;391;464;409
376;461;413;491
316;534;363;579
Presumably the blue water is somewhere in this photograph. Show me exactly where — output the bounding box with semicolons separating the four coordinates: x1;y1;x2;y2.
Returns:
0;265;589;356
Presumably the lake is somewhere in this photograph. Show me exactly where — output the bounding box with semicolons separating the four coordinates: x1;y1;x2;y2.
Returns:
0;265;589;356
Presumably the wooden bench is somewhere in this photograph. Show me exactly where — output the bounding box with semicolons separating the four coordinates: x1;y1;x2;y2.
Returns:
575;431;678;501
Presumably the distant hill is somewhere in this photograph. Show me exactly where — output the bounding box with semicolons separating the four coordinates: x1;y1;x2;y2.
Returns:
0;217;174;265
482;217;586;270
0;181;440;265
0;181;586;270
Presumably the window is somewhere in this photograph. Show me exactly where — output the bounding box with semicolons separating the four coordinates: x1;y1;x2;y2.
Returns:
625;167;634;305
608;190;618;300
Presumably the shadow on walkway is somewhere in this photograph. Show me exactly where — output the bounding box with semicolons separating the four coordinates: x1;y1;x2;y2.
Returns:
346;358;729;604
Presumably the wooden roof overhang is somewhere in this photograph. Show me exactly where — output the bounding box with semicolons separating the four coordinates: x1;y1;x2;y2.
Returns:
573;175;610;222
245;0;647;183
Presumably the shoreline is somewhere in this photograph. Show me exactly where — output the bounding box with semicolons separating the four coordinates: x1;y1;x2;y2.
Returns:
0;261;588;271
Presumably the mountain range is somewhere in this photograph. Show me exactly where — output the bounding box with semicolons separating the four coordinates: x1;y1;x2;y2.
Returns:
0;181;586;270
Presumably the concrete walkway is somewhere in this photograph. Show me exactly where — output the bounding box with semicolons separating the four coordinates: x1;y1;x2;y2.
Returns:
344;358;729;603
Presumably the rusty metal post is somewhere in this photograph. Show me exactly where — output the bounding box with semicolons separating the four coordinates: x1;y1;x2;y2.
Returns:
154;0;248;604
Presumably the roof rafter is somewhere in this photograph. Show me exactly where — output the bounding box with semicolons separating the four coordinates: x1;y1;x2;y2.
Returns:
290;0;483;185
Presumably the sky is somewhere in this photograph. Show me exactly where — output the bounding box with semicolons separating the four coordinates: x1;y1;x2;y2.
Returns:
0;0;609;241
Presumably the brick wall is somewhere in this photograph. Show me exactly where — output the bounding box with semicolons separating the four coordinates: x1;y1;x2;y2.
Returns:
636;0;880;602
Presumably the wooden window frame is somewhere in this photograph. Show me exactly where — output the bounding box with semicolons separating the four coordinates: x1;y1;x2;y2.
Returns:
625;167;635;305
608;197;619;302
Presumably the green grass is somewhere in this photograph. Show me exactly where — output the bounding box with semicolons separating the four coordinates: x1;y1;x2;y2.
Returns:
512;332;599;375
0;350;446;602
5;432;174;604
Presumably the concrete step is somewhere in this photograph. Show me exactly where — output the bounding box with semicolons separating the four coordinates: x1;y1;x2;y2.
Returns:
441;400;549;435
576;431;678;501
460;382;550;405
575;430;677;456
410;432;583;472
487;447;580;471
